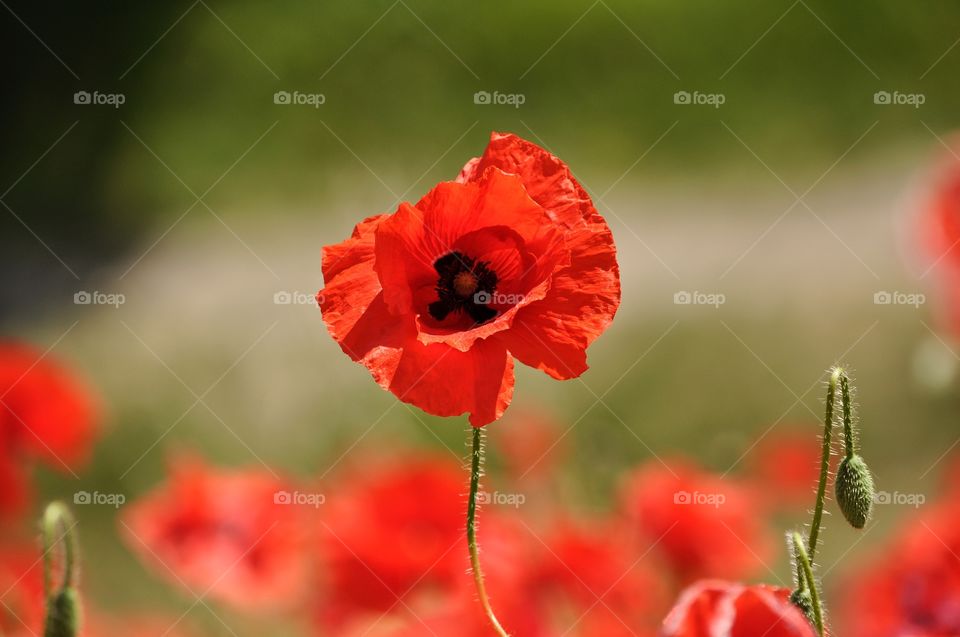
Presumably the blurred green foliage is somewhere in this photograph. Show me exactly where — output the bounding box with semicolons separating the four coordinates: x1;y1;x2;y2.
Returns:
3;0;960;269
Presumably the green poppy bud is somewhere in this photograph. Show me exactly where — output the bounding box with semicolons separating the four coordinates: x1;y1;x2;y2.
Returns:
789;587;816;627
44;587;81;637
835;453;874;529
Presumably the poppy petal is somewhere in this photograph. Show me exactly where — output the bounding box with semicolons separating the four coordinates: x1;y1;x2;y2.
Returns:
460;133;620;380
386;337;514;427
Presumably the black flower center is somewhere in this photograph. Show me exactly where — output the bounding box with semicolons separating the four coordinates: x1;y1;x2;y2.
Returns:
428;251;498;325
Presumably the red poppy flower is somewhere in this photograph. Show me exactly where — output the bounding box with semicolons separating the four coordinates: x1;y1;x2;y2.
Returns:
316;457;468;628
921;134;960;334
0;546;45;637
529;519;666;637
661;580;816;637
121;456;312;610
621;459;773;583
0;449;31;520
493;406;567;482
318;132;620;426
0;342;99;472
837;492;960;637
746;429;823;507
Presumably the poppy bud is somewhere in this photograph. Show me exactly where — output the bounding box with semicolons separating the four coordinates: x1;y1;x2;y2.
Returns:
835;454;874;529
44;587;80;637
789;587;816;627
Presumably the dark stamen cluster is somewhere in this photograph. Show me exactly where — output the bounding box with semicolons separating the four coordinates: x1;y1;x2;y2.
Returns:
428;251;498;325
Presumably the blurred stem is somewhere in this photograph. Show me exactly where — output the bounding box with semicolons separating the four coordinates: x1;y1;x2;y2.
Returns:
42;502;77;597
792;531;825;636
467;427;510;637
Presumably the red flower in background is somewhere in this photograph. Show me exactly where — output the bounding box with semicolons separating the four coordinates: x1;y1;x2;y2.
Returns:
921;134;960;335
316;457;468;628
529;520;666;637
621;459;773;583
319;132;620;426
493;407;567;482
121;456;311;610
747;429;822;507
837;488;960;637
0;450;31;520
0;546;45;637
0;342;99;474
661;580;816;637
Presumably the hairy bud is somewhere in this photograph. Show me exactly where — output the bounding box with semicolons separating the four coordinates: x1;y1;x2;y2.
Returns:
835;454;874;529
44;587;80;637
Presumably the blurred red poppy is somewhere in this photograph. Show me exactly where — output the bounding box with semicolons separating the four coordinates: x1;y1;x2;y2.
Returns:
921;134;960;334
746;429;822;507
493;407;566;482
661;580;816;637
0;342;99;473
0;450;31;520
318;132;620;426
837;489;960;637
121;456;312;610
316;457;467;629
528;519;666;637
621;459;773;583
0;546;45;637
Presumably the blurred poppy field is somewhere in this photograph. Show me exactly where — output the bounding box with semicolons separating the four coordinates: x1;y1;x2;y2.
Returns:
3;2;960;636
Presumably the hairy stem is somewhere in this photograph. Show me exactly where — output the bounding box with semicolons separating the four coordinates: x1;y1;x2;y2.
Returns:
793;532;825;636
42;502;77;596
467;427;510;637
839;373;856;459
808;367;841;563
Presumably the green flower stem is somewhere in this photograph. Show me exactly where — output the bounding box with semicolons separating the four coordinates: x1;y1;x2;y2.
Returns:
792;532;825;636
42;502;77;597
839;373;856;460
807;367;842;563
467;427;510;637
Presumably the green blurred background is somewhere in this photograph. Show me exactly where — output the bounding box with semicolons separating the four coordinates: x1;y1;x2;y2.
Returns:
3;1;960;634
